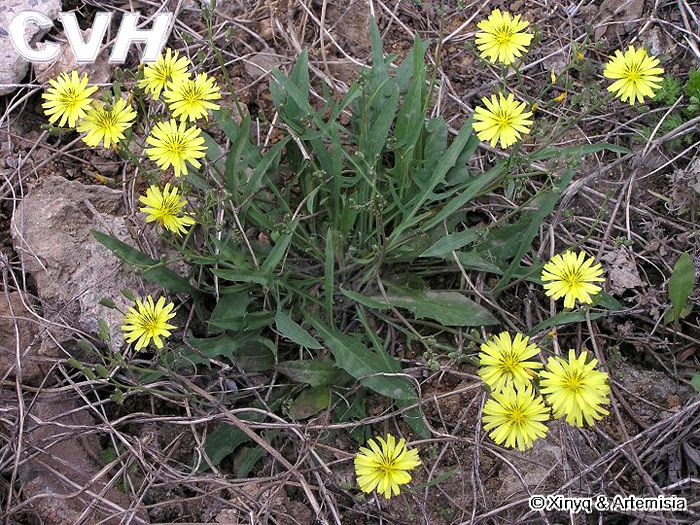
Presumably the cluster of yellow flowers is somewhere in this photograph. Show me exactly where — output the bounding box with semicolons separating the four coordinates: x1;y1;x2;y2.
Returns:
41;49;224;351
472;9;665;149
477;250;609;451
353;249;608;499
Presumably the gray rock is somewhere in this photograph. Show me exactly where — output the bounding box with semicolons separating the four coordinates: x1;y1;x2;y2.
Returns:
10;391;150;524
0;291;44;384
0;0;62;96
34;29;112;84
11;175;154;347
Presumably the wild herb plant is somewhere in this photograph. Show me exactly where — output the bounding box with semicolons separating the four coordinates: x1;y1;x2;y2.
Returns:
88;20;627;468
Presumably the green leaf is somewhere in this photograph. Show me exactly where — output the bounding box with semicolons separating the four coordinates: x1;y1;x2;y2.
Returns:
261;225;297;274
307;317;416;401
684;69;700;100
667;252;694;322
422;162;506;232
594;292;624;311
420;229;479;258
324;228;335;322
274;312;323;349
187;334;275;371
691;374;700;393
529;310;608;335
495;167;576;289
288;386;330;419
213;269;272;286
528;143;629;161
204;418;255;467
341;289;392;309
92;231;194;293
235;446;266;478
403;123;473;223
345;288;498;327
207;311;272;332
277;359;344;386
244;138;290;196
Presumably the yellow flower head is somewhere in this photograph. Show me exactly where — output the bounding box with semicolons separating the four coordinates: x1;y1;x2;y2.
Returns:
76;98;137;148
139;48;191;99
482;384;550;451
539;349;610;428
354;434;421;499
139;183;196;235
475;9;534;65
145;119;207;177
42;70;98;128
473;92;533;149
121;295;177;350
603;45;664;106
541;251;605;309
478;332;542;393
163;72;222;122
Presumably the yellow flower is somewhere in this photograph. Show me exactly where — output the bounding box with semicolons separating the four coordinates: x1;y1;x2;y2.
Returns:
603;45;664;106
354;434;421;499
541;251;605;309
76;98;137;148
478;332;542;393
139;183;196;235
473;92;533;149
145;119;207;177
475;9;534;65
163;72;222;122
553;91;568;103
139;48;191;99
482;384;550;451
539;349;610;428
42;70;98;128
121;295;177;350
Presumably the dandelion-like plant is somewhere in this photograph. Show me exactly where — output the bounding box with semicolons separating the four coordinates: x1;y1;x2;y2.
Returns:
146;119;207;177
42;71;98;128
354;434;421;499
478;332;542;393
121;295;177;350
139;183;196;235
475;9;534;65
76;98;137;148
473;92;533;149
539;349;610;428
541;251;605;309
163;72;222;122
482;384;550;451
139;48;191;99
603;45;664;106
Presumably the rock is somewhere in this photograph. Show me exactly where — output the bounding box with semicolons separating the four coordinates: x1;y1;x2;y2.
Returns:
34;29;112;84
594;0;645;41
215;482;314;525
0;291;44;384
493;436;564;502
602;247;645;296
8;392;150;524
243;49;281;80
0;0;62;96
11;175;155;347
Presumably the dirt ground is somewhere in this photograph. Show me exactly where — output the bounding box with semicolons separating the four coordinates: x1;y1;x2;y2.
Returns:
0;0;699;524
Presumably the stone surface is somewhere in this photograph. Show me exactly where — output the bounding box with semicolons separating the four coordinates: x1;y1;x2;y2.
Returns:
0;291;43;383
12;392;150;524
11;175;153;347
0;0;62;95
34;29;112;84
243;49;281;80
602;247;645;296
493;437;565;502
